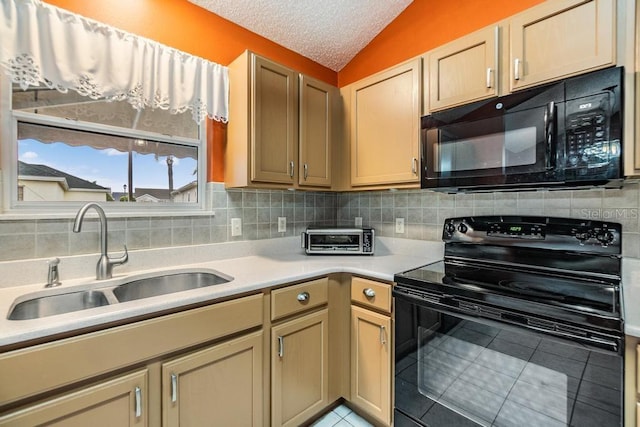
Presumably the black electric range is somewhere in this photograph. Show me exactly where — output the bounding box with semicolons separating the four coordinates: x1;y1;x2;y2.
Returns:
393;216;624;427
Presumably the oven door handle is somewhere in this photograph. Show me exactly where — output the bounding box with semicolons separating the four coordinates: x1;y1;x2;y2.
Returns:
544;101;556;170
393;288;622;355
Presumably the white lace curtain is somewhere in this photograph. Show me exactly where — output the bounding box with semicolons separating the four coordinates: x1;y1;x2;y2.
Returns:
0;0;229;123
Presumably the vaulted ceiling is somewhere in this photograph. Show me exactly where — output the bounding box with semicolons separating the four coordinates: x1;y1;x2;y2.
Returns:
188;0;414;71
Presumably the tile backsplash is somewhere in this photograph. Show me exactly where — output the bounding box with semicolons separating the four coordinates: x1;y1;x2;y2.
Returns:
1;182;639;262
337;183;640;258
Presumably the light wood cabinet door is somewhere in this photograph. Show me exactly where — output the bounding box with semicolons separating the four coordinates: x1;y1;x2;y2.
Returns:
0;370;148;427
429;26;499;111
350;305;391;425
227;51;298;188
509;0;615;92
272;309;329;427
299;75;332;187
252;55;298;184
350;59;421;187
162;331;263;427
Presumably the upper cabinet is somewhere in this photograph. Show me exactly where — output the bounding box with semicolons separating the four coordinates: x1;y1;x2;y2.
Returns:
226;51;334;189
509;0;616;91
227;52;297;188
349;58;422;187
299;75;333;187
428;26;499;112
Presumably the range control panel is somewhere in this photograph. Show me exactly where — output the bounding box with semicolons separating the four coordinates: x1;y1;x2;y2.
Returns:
442;216;621;254
487;223;545;239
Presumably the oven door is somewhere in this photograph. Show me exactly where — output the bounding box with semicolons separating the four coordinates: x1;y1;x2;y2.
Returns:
394;294;623;427
422;89;565;191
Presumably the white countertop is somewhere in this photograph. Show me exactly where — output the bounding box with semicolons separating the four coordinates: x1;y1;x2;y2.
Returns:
3;236;640;349
0;237;443;348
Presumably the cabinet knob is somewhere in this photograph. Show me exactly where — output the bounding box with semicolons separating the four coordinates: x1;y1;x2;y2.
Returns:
363;288;376;298
297;291;310;302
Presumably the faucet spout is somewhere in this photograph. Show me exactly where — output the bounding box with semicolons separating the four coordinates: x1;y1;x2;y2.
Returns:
73;203;128;280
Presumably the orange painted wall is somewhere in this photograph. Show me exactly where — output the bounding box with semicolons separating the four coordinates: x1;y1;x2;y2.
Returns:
338;0;545;87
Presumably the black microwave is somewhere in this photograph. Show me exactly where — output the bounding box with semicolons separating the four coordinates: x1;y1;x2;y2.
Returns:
421;66;623;192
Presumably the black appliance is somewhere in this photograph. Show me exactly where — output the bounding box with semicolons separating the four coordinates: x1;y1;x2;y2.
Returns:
393;216;623;427
421;67;623;192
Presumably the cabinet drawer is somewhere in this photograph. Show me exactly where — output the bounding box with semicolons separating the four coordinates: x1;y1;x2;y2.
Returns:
351;277;391;313
271;278;328;321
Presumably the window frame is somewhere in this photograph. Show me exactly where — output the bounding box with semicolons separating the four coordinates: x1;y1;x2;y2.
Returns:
0;74;209;217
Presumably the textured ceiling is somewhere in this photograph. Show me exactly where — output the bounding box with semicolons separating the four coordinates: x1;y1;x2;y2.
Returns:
188;0;413;71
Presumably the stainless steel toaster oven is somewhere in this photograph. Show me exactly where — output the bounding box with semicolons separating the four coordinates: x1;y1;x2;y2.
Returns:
301;227;375;255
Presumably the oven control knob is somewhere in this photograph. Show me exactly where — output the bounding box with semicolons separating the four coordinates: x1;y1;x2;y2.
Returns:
444;223;456;235
597;231;615;245
457;223;468;234
575;231;591;242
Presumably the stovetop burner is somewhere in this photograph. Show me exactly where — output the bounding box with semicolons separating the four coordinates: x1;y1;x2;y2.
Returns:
394;216;623;336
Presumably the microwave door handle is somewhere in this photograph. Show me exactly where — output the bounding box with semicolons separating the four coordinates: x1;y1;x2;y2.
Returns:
544;101;556;170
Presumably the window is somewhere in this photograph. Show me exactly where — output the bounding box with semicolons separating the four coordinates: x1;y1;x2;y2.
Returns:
3;80;204;210
0;0;229;214
14;85;201;204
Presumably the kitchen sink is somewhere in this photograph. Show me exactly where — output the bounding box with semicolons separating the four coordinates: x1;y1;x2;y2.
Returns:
8;290;110;320
7;270;234;320
113;272;232;302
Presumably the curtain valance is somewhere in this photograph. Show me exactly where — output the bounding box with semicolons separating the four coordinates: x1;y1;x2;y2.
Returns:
0;0;229;123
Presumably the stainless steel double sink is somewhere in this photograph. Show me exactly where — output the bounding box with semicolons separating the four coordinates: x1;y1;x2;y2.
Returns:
8;270;233;321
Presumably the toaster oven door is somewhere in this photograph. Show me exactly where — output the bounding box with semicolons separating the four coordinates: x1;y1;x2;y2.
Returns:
305;232;362;253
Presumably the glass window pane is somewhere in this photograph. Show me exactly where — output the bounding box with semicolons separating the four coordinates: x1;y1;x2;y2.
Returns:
17;122;198;203
12;85;198;139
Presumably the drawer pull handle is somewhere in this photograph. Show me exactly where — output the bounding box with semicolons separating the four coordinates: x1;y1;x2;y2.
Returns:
170;373;178;403
278;336;284;358
297;291;310;302
289;161;295;177
380;325;386;345
363;288;376;298
134;386;142;418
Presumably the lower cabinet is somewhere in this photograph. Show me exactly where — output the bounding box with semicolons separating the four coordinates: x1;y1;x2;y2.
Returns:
271;308;329;427
0;294;263;427
162;331;263;427
0;370;148;426
350;305;392;425
0;275;396;427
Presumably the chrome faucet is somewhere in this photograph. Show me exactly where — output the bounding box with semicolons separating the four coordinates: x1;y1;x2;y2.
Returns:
73;203;128;280
45;257;62;287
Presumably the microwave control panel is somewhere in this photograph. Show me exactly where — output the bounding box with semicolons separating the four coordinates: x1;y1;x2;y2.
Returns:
565;93;615;171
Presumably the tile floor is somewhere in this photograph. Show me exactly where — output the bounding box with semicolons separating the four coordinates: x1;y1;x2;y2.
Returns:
312;404;374;427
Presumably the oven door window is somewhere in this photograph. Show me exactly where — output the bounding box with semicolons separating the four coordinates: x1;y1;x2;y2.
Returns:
394;299;622;427
308;234;360;248
426;106;549;180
